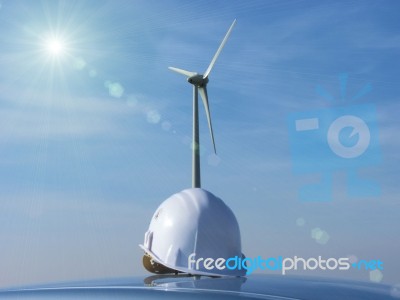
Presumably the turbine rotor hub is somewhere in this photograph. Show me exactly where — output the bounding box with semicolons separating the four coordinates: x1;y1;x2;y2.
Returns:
188;74;208;87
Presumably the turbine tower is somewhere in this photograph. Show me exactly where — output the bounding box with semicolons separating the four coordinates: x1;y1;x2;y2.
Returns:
169;20;236;188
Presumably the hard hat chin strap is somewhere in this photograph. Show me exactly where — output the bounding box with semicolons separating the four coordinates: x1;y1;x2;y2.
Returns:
142;253;181;275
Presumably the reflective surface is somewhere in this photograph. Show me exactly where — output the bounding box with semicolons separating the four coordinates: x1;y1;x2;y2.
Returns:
0;275;395;300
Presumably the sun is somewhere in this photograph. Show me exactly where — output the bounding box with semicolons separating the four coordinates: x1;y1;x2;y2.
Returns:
45;38;65;56
39;31;69;58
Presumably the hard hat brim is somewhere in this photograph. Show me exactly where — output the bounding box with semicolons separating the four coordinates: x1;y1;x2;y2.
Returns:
142;253;181;275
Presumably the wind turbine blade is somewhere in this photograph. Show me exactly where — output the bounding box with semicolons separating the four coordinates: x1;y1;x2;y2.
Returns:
199;86;216;154
168;67;196;77
203;19;236;79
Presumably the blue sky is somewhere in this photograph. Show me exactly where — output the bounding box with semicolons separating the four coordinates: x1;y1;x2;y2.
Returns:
0;0;399;287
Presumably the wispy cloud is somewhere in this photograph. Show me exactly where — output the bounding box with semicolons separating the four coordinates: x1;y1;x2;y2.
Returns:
0;98;124;141
0;82;167;142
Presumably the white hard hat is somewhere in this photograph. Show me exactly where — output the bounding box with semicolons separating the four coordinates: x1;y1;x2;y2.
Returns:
140;188;245;276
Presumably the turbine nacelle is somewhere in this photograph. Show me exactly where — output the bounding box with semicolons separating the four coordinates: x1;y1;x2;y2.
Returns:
188;74;209;87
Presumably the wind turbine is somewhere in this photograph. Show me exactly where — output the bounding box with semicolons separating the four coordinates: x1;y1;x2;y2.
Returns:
169;19;236;188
